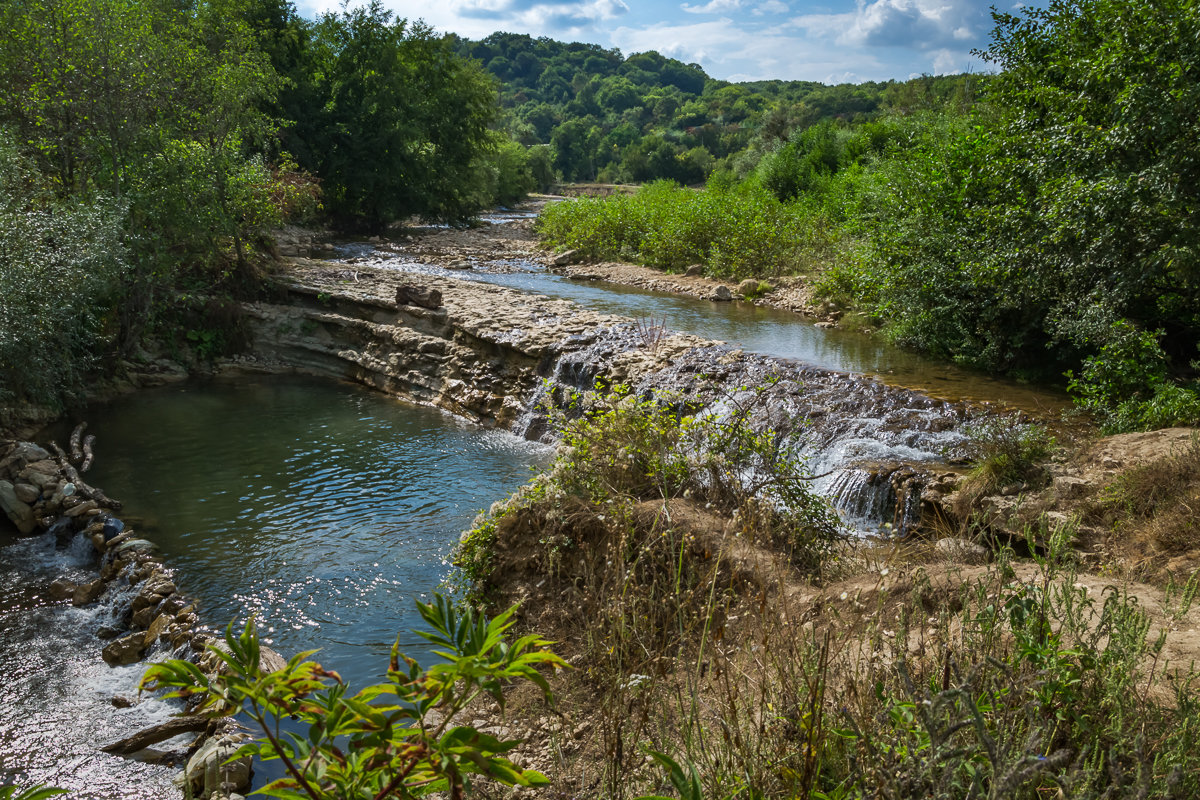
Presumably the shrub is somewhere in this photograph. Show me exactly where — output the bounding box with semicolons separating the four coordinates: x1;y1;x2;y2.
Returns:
961;416;1056;495
1067;321;1200;433
141;595;565;800
0;134;128;411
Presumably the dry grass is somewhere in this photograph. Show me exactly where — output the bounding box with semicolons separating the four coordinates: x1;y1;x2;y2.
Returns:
1087;435;1200;573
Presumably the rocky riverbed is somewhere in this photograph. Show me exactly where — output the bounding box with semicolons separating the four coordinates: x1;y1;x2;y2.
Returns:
0;437;261;799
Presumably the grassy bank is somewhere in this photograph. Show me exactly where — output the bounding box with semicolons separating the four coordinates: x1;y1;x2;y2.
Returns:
458;387;1200;799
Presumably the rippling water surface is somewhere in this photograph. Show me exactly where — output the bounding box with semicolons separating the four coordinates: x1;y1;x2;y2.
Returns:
0;375;546;797
81;375;549;686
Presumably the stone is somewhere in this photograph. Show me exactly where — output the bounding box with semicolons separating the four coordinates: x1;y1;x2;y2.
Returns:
103;632;150;666
395;285;442;310
113;538;157;556
0;443;51;473
683;264;704;277
65;499;98;517
132;602;163;630
179;734;253;799
111;695;135;709
199;640;288;677
48;578;77;601
710;285;733;302
147;612;172;643
102;516;125;540
447;260;472;270
72;578;107;607
97;625;122;640
737;278;760;296
0;480;37;534
935;537;990;564
1053;475;1091;501
552;249;581;266
12;483;39;504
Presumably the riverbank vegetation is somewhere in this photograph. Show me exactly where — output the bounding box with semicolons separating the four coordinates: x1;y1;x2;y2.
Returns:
537;0;1200;434
456;384;1200;799
143;596;564;799
0;0;523;420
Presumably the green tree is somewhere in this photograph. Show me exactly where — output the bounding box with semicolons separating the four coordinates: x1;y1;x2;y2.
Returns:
297;3;499;230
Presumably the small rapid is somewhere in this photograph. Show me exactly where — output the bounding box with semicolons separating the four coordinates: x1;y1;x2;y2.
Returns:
0;529;183;797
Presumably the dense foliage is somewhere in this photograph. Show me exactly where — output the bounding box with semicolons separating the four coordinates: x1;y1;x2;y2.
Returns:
0;0;508;413
539;0;1200;431
455;32;973;186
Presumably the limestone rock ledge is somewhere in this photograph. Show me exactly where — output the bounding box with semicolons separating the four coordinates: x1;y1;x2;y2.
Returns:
243;262;712;430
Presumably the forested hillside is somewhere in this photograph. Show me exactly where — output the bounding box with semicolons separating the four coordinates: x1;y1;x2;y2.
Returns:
455;32;972;185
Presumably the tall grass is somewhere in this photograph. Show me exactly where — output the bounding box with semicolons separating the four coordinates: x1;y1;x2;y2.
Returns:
536;180;842;279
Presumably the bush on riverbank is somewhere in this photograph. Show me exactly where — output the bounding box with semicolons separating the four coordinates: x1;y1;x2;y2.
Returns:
536;179;842;280
0;135;128;414
456;383;844;592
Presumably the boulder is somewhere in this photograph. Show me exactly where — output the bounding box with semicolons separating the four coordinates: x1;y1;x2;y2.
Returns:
198;639;288;677
935;537;990;564
0;443;51;475
72;578;107;607
0;480;37;534
12;482;39;504
446;260;472;270
48;578;77;601
683;264;704;277
552;249;581;266
179;733;253;799
395;285;442;310
102;632;150;666
146;612;173;643
710;285;733;302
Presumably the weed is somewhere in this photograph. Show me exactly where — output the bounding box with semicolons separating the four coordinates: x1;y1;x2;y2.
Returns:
633;316;669;354
960;416;1056;497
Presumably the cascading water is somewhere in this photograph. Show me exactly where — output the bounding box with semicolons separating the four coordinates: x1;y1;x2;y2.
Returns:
0;529;185;798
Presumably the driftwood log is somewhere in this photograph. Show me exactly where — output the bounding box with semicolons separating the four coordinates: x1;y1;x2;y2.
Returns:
81;434;95;473
50;442;122;510
69;422;87;463
100;716;212;755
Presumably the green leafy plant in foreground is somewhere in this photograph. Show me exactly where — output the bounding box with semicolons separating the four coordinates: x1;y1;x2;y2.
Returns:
141;595;565;800
0;787;65;800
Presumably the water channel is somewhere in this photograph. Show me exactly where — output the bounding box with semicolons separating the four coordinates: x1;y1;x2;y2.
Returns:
2;376;546;796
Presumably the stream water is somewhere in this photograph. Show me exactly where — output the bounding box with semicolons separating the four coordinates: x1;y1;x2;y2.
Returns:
2;376;546;796
339;242;1068;415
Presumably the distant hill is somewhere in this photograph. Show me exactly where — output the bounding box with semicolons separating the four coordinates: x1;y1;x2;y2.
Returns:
454;32;977;184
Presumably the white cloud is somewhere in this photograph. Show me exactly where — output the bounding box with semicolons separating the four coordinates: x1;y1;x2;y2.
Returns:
791;0;989;51
369;0;629;39
610;18;886;83
753;0;789;15
681;0;743;14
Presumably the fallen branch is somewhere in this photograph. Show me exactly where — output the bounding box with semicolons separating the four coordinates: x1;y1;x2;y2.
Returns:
69;422;87;463
50;442;122;510
100;716;212;755
81;434;95;473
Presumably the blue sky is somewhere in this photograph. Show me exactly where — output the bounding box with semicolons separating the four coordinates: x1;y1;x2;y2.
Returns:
292;0;1011;84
